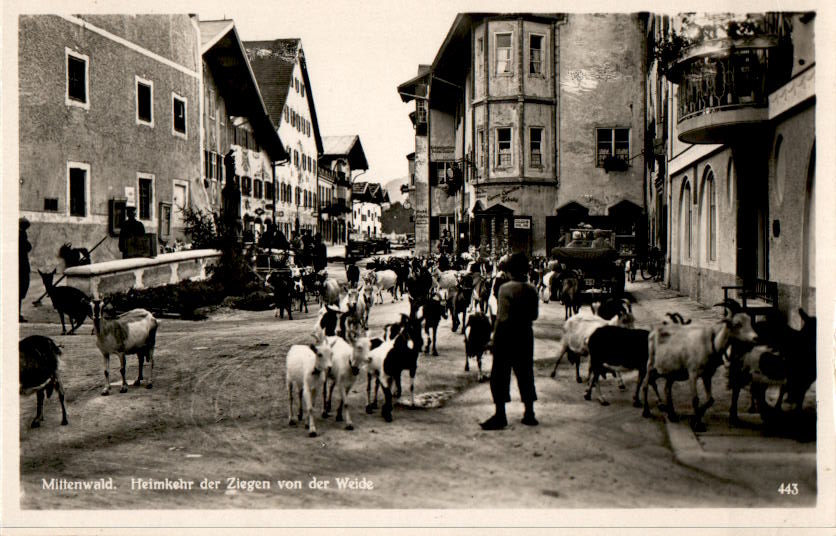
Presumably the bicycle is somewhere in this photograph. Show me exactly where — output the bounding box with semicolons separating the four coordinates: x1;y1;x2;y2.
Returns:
639;251;664;281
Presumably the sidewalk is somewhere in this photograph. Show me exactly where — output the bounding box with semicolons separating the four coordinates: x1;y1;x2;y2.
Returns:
626;280;817;495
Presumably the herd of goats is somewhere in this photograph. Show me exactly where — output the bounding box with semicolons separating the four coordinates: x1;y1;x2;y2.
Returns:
20;252;816;441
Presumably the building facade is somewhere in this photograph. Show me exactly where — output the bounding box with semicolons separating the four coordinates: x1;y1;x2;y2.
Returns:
656;13;816;324
245;38;323;241
19;14;202;268
399;13;648;257
350;182;388;238
319;135;370;243
200;21;286;243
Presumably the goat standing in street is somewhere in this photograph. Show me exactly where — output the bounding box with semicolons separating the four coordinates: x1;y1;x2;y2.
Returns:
91;299;159;395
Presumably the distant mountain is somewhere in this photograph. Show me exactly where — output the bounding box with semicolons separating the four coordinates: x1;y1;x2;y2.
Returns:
383;176;408;204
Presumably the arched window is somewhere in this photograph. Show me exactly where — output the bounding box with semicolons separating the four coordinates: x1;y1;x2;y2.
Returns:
682;180;692;259
774;135;785;204
704;167;717;261
727;157;735;208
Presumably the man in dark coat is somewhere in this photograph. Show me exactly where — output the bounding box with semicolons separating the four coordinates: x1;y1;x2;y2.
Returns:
481;251;539;430
313;233;327;273
19;218;32;322
118;206;146;258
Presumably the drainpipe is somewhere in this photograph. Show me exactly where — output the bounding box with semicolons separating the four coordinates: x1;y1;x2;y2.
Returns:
427;77;433;257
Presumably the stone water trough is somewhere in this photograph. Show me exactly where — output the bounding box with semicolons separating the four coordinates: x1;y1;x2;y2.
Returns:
63;249;221;299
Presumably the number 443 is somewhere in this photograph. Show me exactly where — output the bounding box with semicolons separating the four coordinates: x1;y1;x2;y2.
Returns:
778;482;799;495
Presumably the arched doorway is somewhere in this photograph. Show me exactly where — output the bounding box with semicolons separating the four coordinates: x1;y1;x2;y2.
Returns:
801;142;815;312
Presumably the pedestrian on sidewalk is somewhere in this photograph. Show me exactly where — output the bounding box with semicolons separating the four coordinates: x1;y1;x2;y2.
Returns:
19;217;32;322
481;251;539;430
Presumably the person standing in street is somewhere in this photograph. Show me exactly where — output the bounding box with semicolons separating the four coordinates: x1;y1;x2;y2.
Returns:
481;251;539;430
19;217;32;322
118;206;146;258
313;233;327;273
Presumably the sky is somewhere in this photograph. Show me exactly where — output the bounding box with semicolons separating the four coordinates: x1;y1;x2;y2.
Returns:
201;2;466;185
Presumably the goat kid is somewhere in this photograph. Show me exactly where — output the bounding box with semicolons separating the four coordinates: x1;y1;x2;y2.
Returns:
91;300;159;395
19;335;68;428
286;332;335;437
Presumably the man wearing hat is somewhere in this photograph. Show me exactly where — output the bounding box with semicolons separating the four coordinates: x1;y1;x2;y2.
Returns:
119;204;146;258
19;217;32;322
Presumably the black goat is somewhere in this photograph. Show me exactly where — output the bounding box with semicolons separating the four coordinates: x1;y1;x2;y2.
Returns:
464;311;492;381
20;335;68;428
59;243;91;268
38;269;90;335
416;295;446;356
585;325;650;407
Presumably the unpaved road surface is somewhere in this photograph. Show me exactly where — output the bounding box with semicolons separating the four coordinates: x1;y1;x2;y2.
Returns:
18;274;815;509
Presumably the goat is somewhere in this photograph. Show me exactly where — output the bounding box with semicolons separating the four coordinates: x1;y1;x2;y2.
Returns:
472;273;492;313
559;273;581;320
585;326;650;407
19;335;68;428
641;307;758;431
292;276;308;313
364;269;399;303
320;278;342;308
345;264;361;289
38;269;91;335
267;271;294;320
414;294;446;356
447;278;472;333
59;243;91;268
286;332;335;437
362;284;375;327
365;315;422;422
725;306;816;425
91;299;159;395
591;298;633;321
338;287;366;340
550;310;635;382
463;311;492;381
321;333;371;430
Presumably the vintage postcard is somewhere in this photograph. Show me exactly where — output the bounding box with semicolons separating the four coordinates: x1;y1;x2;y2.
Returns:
2;0;834;533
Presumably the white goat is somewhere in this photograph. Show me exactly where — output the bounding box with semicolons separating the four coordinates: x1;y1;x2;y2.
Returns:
286;333;335;437
322;334;372;430
91;300;158;395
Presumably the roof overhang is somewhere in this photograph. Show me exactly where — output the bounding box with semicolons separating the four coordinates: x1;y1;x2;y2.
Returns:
202;23;286;161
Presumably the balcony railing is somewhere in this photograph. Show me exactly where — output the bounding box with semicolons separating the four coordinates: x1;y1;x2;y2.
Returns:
677;47;775;123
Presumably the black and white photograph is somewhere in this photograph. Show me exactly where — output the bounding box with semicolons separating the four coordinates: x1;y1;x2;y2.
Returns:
2;0;835;532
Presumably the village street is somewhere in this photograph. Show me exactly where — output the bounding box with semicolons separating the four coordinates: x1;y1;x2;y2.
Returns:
18;263;816;510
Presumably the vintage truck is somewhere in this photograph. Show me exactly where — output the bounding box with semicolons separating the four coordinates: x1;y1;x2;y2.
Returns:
550;228;625;302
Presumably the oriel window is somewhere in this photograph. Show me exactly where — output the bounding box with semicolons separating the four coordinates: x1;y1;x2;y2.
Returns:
529;35;543;74
496;33;513;75
530;128;543;166
496;128;512;168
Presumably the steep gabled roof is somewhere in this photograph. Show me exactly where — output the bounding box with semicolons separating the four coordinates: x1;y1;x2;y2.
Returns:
321;135;369;170
244;39;324;155
352;181;388;204
200;20;286;161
